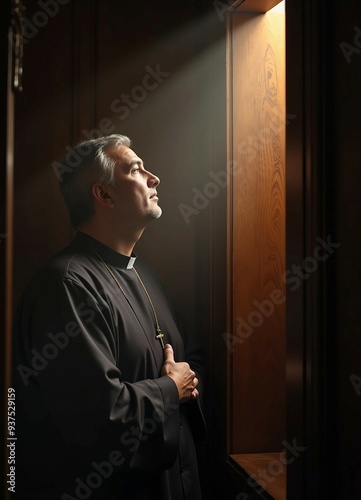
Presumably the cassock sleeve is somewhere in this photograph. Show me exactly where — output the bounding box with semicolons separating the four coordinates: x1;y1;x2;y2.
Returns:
14;275;180;476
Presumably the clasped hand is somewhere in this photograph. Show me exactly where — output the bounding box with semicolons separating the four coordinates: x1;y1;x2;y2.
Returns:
161;344;199;403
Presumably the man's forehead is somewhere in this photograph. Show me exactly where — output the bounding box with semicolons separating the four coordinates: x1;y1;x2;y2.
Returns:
108;145;142;165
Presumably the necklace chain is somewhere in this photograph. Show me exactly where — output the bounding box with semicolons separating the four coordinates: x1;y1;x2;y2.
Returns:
132;267;164;341
89;246;165;349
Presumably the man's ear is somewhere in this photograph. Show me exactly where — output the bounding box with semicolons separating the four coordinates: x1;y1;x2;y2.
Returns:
91;184;115;207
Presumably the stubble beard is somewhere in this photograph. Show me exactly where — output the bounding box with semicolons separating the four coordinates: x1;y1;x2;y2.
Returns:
151;206;162;220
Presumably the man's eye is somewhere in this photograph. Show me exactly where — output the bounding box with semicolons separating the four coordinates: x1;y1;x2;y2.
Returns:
132;167;140;174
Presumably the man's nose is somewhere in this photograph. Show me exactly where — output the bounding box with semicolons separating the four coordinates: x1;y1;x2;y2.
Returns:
147;171;160;186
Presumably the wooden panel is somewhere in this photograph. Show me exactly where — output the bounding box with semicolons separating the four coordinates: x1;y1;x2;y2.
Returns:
13;1;74;305
71;0;97;143
230;453;286;500
229;11;286;452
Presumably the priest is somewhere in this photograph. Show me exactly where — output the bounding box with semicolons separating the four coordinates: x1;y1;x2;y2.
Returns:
13;134;206;500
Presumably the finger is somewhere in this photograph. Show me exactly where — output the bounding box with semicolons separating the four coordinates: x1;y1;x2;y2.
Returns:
189;377;198;390
163;344;174;362
190;389;199;399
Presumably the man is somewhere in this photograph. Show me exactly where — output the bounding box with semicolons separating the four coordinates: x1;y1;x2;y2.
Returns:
13;134;206;500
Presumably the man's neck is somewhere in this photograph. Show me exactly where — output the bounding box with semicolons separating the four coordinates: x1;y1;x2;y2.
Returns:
78;224;144;256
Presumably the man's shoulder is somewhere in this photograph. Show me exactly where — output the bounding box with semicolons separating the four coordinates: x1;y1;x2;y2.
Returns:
25;238;98;291
13;238;107;322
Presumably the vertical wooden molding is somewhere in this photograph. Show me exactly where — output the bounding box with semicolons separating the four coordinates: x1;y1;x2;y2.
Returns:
1;3;14;499
286;0;335;498
226;11;234;457
5;16;15;421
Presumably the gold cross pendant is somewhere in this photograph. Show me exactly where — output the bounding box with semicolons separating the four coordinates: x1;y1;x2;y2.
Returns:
155;328;165;349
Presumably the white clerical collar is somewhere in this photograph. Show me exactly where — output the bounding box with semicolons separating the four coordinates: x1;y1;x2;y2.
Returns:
126;256;136;269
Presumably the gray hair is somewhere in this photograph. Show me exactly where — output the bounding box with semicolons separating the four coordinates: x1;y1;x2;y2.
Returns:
58;134;131;228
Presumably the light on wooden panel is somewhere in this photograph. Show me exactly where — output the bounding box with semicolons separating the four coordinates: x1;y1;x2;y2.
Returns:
228;8;286;453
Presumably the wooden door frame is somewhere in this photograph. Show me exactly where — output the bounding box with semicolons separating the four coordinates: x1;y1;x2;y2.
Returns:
209;0;337;498
286;1;337;498
1;2;15;500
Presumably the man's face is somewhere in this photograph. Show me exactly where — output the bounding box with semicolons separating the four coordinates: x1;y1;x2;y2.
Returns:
106;145;162;225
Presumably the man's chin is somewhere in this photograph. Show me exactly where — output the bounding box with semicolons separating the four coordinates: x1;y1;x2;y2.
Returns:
149;207;162;220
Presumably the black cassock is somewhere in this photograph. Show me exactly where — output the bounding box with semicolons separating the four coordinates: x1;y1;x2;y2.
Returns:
13;232;206;500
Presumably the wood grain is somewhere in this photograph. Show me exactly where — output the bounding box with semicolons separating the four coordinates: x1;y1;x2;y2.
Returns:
230;453;286;499
228;11;286;452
